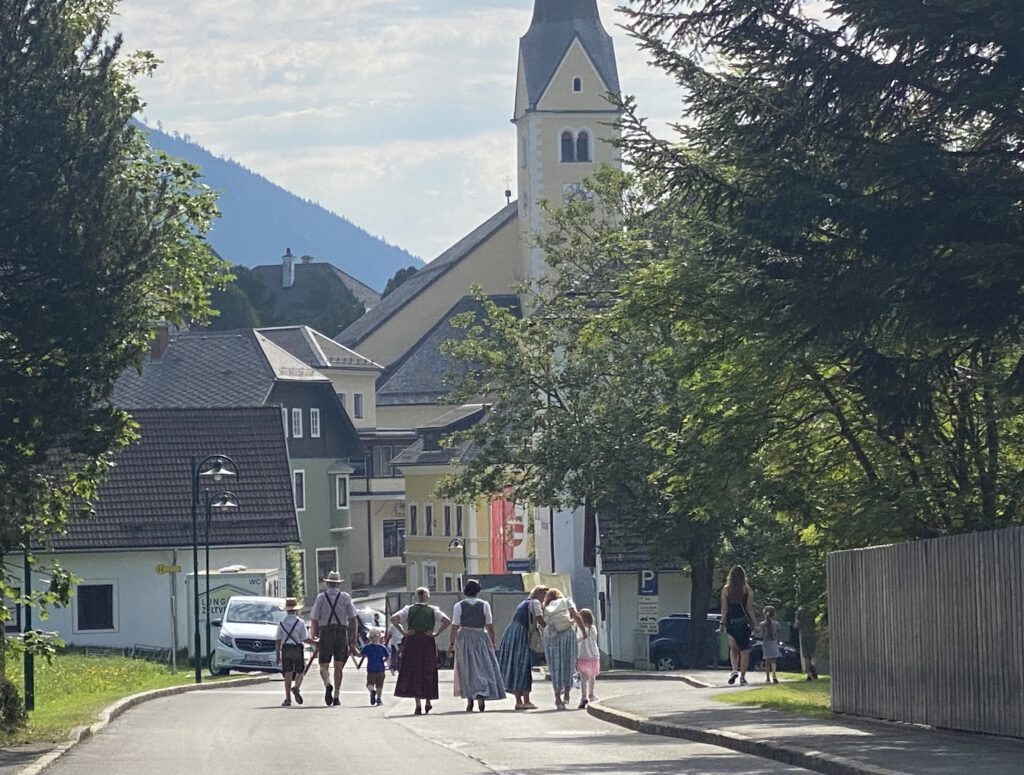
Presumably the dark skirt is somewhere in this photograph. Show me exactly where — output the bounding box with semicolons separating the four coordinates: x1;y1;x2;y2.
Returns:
394;632;439;699
498;620;533;692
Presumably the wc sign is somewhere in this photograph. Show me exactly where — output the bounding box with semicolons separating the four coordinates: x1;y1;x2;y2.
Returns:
638;570;659;596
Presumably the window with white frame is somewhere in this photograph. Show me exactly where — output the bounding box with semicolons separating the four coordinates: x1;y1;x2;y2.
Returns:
310;408;321;438
443;574;454;592
353;393;364;419
316;548;338;583
336;475;348;508
424;563;438;591
425;504;433;536
409;504;418;535
443;505;452;536
291;408;303;438
281;407;289;437
572;76;582;92
294;470;305;510
74;581;117;632
338;392;346;409
383;519;405;558
455;505;464;537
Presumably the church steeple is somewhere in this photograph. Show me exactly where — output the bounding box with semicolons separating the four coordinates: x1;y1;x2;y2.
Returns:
513;0;622;287
518;0;619;112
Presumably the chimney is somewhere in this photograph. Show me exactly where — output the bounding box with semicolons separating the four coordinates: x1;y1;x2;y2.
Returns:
150;321;171;360
301;254;314;264
282;248;296;288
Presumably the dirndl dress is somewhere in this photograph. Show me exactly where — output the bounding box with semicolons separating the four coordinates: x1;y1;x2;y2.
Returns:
498;599;535;692
453;628;507;700
394;631;439;699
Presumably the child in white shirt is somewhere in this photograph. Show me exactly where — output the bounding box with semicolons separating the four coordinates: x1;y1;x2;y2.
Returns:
576;608;600;708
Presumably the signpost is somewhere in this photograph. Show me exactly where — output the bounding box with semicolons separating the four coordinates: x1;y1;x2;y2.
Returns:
637;570;659;634
156;564;182;575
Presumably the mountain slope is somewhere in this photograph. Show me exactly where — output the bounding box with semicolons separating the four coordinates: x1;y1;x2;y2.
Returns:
141;124;421;291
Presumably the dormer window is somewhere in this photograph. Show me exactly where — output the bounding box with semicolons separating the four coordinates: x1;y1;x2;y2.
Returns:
572;77;582;92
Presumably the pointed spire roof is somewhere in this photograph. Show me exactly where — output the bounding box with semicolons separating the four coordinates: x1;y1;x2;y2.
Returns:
519;0;620;110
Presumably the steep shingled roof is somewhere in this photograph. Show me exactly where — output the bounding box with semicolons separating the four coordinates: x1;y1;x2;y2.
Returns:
113;329;327;409
376;295;520;407
53;407;299;551
519;0;620;109
258;325;382;372
337;202;518;349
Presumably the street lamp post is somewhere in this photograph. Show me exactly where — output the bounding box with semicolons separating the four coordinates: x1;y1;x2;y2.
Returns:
447;538;467;585
203;490;238;674
190;455;237;684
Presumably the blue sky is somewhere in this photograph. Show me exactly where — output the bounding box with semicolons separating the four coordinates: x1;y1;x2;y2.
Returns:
117;0;683;261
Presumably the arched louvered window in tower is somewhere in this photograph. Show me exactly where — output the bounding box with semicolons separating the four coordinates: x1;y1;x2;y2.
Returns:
576;131;590;162
561;131;575;162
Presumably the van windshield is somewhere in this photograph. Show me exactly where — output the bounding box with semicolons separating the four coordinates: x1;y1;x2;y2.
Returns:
226;601;287;624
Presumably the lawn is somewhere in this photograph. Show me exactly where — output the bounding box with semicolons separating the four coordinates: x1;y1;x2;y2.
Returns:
714;674;833;719
3;651;242;745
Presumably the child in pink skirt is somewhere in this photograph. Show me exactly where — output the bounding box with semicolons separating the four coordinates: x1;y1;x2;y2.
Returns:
576;608;600;708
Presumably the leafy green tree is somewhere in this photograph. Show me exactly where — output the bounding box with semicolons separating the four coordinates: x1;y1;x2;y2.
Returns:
382;266;418;297
206;282;260;330
0;0;223;716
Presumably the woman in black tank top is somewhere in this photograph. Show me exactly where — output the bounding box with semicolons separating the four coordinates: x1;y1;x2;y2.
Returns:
719;565;759;685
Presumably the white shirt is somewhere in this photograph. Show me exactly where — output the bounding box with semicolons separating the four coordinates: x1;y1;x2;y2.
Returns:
276;614;308;646
451;598;493;627
577;624;599;659
396;604;448;631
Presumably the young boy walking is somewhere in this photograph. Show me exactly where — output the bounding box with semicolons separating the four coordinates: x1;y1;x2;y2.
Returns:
361;629;390;706
275;597;312;707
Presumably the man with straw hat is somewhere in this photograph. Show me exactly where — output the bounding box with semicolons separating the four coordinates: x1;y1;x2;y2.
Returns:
275;597;312;707
309;570;358;706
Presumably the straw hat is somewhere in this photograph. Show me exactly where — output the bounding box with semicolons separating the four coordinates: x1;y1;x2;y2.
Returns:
284;597;301;611
322;571;343;584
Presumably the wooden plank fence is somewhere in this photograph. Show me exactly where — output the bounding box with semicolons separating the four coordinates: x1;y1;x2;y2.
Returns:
828;525;1024;738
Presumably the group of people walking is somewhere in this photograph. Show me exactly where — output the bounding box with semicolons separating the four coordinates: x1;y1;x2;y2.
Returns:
388;580;600;715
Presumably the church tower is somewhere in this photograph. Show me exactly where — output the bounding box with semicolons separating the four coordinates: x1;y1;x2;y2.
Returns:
513;0;622;287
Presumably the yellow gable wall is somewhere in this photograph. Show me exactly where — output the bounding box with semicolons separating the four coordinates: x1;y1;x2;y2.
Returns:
352;213;522;369
536;38;615;113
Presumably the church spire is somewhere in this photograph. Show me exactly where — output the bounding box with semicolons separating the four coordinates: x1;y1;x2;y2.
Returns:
518;0;619;111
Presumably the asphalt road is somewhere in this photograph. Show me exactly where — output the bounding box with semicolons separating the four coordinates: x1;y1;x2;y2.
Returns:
41;673;816;775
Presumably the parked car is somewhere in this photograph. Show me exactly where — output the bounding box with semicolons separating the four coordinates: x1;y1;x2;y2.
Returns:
209;595;292;675
355;607;387;650
649;614;721;670
648;613;801;672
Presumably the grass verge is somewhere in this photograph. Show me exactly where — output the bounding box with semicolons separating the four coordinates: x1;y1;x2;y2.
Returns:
4;651;242;745
714;674;832;719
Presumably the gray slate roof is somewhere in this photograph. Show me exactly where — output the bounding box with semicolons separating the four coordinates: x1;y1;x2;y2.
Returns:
391;404;488;468
520;0;620;109
376;295;520;407
114;329;328;409
252;259;381;310
52;407;299;551
258;326;382;372
337;202;518;349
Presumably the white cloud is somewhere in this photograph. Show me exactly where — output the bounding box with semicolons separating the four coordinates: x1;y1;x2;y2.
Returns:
117;0;684;259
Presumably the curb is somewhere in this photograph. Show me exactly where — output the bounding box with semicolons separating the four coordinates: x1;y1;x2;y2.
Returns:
597;672;713;689
17;675;271;775
586;702;906;775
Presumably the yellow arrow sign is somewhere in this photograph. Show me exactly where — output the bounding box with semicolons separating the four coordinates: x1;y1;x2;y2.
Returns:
156;564;182;575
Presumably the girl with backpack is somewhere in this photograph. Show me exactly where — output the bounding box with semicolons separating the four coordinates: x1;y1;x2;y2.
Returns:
542;588;586;710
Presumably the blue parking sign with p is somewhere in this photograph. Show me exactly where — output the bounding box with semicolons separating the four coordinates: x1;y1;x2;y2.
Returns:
638;570;658;596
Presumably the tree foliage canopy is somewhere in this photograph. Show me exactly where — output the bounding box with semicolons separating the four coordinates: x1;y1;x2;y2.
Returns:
0;0;224;682
440;0;1024;632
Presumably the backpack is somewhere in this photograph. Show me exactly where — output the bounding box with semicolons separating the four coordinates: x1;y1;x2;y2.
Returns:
544;597;573;632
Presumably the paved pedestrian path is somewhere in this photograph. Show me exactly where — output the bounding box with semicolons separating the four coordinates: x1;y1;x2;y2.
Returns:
591;670;1024;775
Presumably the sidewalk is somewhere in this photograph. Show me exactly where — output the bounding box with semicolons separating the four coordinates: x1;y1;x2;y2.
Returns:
590;670;1024;775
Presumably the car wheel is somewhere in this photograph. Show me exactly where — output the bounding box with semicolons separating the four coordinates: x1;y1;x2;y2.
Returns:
653;651;680;671
208;652;229;677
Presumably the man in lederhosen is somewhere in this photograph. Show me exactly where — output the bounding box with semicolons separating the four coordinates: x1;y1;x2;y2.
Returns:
309;570;359;706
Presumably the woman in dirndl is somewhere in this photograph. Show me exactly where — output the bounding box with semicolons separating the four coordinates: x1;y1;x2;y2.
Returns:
392;586;451;715
498;584;547;709
448;578;507;712
542;587;586;710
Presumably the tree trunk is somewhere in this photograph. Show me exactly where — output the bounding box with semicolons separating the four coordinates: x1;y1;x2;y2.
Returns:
688;544;717;667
